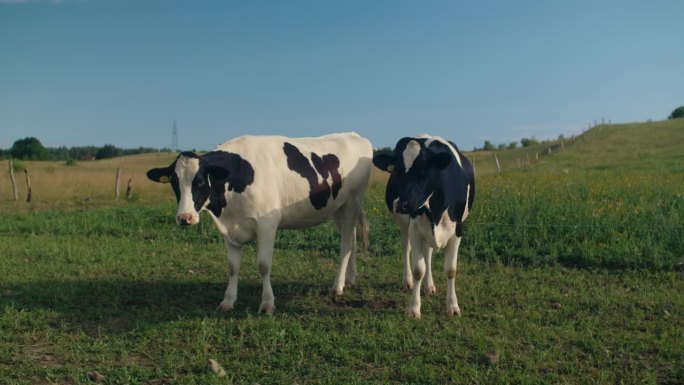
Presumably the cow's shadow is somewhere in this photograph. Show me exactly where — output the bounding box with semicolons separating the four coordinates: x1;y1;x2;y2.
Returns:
1;278;389;334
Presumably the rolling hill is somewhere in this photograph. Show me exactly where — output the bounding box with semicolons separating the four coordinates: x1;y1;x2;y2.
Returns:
466;118;684;176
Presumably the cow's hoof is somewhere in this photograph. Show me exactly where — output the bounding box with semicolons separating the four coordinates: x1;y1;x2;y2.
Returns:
403;281;413;290
447;305;461;317
425;285;437;295
407;307;422;319
217;300;234;312
345;278;356;287
259;303;276;314
333;287;344;296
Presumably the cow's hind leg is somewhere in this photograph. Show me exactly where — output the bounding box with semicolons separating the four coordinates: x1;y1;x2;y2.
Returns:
256;223;278;314
219;240;242;311
346;226;358;287
332;202;360;295
444;235;462;316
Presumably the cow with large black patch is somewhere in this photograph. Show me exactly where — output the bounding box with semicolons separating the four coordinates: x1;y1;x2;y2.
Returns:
147;133;373;313
373;135;475;318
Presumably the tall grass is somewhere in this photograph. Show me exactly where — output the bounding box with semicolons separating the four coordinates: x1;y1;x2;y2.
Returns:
464;171;683;269
0;153;176;211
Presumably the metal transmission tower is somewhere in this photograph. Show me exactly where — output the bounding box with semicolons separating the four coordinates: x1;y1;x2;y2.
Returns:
172;120;178;151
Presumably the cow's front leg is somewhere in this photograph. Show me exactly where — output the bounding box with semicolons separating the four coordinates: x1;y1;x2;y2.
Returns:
423;247;437;295
444;235;462;316
219;239;242;311
407;228;429;319
398;221;413;290
256;224;278;314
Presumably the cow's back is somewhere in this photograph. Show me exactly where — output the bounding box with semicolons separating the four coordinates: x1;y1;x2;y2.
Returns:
216;133;372;228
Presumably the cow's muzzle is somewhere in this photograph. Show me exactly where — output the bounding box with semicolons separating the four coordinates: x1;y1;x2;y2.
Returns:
176;213;196;226
394;200;410;215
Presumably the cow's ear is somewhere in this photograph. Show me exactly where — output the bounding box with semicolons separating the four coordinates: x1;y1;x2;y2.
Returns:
427;152;452;170
373;154;396;172
147;167;172;183
207;165;231;181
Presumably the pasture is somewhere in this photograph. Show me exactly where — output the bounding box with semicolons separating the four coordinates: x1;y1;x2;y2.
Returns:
1;121;683;384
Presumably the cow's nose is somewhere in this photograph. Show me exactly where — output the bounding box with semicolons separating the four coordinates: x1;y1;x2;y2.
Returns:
177;213;194;226
395;201;410;214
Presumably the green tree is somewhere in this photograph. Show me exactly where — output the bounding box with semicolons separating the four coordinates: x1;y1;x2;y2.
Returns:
521;137;540;147
96;144;123;160
10;137;50;160
373;147;393;157
483;140;495;151
668;106;684;119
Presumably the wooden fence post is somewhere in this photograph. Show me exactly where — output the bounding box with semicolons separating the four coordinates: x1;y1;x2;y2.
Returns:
24;169;32;203
115;168;121;200
9;160;18;201
494;153;501;174
126;178;133;200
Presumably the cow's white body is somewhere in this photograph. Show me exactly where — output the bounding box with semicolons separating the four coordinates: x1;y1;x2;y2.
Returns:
203;134;372;235
215;133;371;312
155;132;372;313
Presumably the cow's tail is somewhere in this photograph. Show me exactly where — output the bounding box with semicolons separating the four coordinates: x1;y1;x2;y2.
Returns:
357;210;369;252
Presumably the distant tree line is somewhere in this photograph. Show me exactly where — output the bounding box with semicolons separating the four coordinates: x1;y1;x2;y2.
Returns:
0;137;169;161
374;137;543;154
476;136;542;152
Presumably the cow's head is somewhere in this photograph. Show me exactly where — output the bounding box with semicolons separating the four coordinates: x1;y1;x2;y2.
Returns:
146;151;236;226
373;138;452;217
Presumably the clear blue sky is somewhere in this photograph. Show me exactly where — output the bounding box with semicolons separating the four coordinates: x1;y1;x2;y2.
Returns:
1;0;682;151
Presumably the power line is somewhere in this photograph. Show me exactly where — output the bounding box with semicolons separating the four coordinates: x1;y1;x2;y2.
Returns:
172;119;178;151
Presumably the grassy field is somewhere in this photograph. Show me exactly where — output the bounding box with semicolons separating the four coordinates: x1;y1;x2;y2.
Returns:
1;120;683;384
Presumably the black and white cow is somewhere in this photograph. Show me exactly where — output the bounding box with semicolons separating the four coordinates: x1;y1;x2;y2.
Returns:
373;135;475;318
147;133;372;313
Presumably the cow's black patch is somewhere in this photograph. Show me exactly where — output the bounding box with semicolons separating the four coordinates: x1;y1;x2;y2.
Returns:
206;173;226;218
456;222;464;237
283;142;342;210
201;151;254;217
323;154;342;199
202;151;254;193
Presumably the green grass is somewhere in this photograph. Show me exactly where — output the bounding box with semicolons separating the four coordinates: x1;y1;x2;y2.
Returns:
1;119;683;384
466;171;683;270
1;203;682;384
